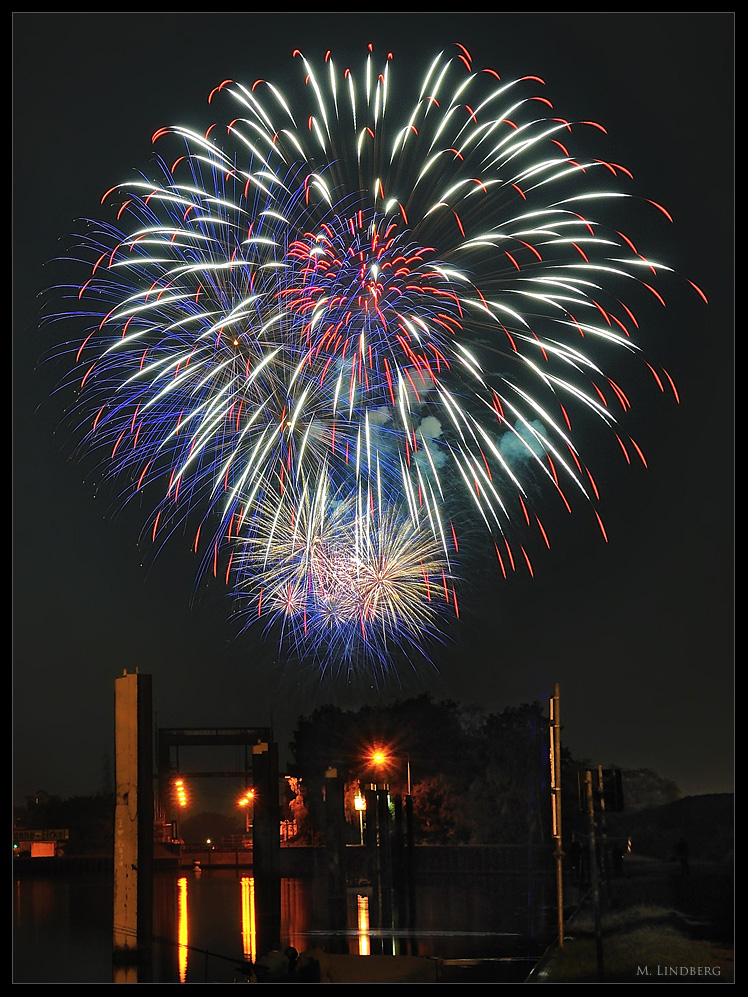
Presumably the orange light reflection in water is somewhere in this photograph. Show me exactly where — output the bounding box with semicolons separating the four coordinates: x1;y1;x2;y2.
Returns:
177;876;188;983
240;876;256;963
357;893;370;955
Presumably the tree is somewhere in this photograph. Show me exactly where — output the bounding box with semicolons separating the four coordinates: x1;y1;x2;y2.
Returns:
289;696;554;848
458;703;550;846
411;774;464;844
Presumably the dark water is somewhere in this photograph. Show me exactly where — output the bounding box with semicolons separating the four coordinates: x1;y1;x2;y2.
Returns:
13;866;554;983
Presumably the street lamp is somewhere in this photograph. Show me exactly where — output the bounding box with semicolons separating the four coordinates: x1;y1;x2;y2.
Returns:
367;746;415;867
369;748;411;796
238;789;255;833
354;793;366;845
173;777;188;840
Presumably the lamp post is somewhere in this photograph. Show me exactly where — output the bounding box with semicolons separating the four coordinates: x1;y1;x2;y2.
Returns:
370;748;411;796
173;777;188;841
354;793;366;845
238;789;255;834
367;745;414;922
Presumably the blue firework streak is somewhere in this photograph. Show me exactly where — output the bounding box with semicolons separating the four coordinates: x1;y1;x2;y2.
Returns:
47;42;706;673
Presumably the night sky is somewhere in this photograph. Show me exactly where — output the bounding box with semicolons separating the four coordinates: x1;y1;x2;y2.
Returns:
13;13;733;804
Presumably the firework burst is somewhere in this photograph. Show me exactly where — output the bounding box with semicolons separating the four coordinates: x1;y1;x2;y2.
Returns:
47;42;705;673
239;486;455;673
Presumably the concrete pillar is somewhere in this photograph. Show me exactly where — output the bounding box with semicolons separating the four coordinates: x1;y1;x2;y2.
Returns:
113;670;153;964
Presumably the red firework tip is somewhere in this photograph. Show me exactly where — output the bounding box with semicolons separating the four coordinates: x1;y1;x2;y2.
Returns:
642;282;667;307
585;467;600;500
75;328;95;361
629;437;647;467
208;81;233;102
494;544;507;578
137;462;151;492
646;362;665;392
571;242;589;263
688;279;708;304
521;547;534;577
536;516;551;549
551;116;573;133
662;367;680;403
615;434;631;464
648;199;674;222
609;162;634;180
593;158;617;176
617;230;638;255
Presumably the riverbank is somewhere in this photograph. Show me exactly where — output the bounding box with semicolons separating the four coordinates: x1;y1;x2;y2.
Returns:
528;855;734;983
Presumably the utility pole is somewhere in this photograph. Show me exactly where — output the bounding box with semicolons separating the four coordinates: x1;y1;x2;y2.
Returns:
549;683;564;950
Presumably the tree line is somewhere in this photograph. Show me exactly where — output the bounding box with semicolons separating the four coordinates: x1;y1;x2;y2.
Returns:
286;694;682;847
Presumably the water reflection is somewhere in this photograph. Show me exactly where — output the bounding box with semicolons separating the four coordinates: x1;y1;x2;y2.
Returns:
163;873;382;979
14;867;551;983
240;876;256;964
283;877;310;956
177;877;188;983
356;893;370;955
173;874;258;982
156;868;548;979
